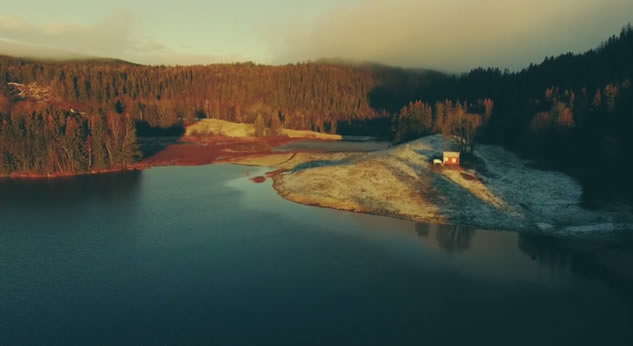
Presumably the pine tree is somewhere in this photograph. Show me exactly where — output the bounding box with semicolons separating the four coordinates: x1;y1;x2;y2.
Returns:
270;112;282;136
592;89;602;109
90;115;109;169
120;115;140;165
254;113;265;137
63;116;87;172
420;102;433;134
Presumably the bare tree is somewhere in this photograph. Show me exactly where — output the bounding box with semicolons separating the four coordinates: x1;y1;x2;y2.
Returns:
451;113;482;154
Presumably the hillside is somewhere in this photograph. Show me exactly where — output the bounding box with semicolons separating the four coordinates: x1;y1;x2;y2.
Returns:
389;24;633;202
232;135;633;232
0;56;380;132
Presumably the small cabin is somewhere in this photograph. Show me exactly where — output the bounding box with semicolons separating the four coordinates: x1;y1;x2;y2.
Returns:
443;151;460;166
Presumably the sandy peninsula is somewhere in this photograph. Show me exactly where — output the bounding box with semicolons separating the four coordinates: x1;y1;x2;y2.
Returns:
230;135;633;233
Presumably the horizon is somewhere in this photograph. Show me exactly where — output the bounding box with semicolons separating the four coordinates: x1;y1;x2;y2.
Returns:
1;0;632;72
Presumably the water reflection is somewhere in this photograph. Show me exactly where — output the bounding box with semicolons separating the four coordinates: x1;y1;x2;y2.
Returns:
1;165;632;345
415;223;475;254
519;232;633;296
435;226;475;254
518;233;572;271
0;171;143;209
414;223;430;237
412;222;633;297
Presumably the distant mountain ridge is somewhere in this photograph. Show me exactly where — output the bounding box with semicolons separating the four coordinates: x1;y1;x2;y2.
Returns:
0;39;88;60
0;40;136;66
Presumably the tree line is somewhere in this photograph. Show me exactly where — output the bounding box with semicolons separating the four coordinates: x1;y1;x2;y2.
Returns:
0;96;139;176
392;98;493;153
0;60;378;132
0;60;380;175
393;24;633;201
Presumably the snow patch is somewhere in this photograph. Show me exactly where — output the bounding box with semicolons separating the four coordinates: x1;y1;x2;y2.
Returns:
261;134;633;232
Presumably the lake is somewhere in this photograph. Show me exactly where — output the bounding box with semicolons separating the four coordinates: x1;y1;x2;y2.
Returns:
1;164;632;345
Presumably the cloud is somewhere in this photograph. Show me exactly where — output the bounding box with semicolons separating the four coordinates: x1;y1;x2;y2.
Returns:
268;0;633;71
0;38;87;60
0;10;240;65
2;2;631;70
135;52;250;66
0;10;157;59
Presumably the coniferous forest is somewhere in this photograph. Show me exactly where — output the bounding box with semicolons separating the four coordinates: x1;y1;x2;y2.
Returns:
389;24;633;201
0;62;377;176
0;24;632;201
0;101;139;176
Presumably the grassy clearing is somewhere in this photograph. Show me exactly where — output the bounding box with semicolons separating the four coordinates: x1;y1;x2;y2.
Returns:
186;119;342;140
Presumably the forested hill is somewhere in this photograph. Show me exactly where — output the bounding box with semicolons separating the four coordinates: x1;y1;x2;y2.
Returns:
0;58;388;176
0;59;379;131
396;24;633;202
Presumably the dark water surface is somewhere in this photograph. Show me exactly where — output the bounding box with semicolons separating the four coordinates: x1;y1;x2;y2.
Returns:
1;165;632;346
274;139;391;153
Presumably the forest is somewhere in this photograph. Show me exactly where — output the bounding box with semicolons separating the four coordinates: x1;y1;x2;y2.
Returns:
0;24;632;201
399;24;633;202
0;60;377;130
0;96;139;176
0;59;380;176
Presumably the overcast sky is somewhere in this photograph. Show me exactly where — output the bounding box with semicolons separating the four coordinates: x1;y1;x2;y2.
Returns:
1;0;632;72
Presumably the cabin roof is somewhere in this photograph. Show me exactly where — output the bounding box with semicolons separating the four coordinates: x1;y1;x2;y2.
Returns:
443;151;461;158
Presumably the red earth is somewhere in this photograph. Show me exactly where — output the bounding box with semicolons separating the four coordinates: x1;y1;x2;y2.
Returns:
5;136;323;179
251;176;267;184
141;136;306;167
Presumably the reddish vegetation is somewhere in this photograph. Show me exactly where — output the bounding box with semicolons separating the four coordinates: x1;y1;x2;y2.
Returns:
142;136;303;166
4;135;320;179
251;176;267;184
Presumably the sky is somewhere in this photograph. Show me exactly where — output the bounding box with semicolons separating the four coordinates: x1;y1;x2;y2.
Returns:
1;0;632;72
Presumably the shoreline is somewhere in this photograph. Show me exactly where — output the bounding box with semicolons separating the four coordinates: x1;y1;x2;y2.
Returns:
0;135;332;180
5;133;632;234
2;164;148;180
229;135;633;234
0;118;350;181
268;176;448;226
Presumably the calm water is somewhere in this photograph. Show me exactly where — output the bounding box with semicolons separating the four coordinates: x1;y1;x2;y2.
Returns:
1;165;632;346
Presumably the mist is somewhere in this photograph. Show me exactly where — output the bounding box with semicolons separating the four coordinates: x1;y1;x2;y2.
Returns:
1;1;632;70
0;11;240;65
269;0;633;71
0;11;148;59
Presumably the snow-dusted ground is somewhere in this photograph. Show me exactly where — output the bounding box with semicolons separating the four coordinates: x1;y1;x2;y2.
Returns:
263;135;633;233
472;145;633;232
